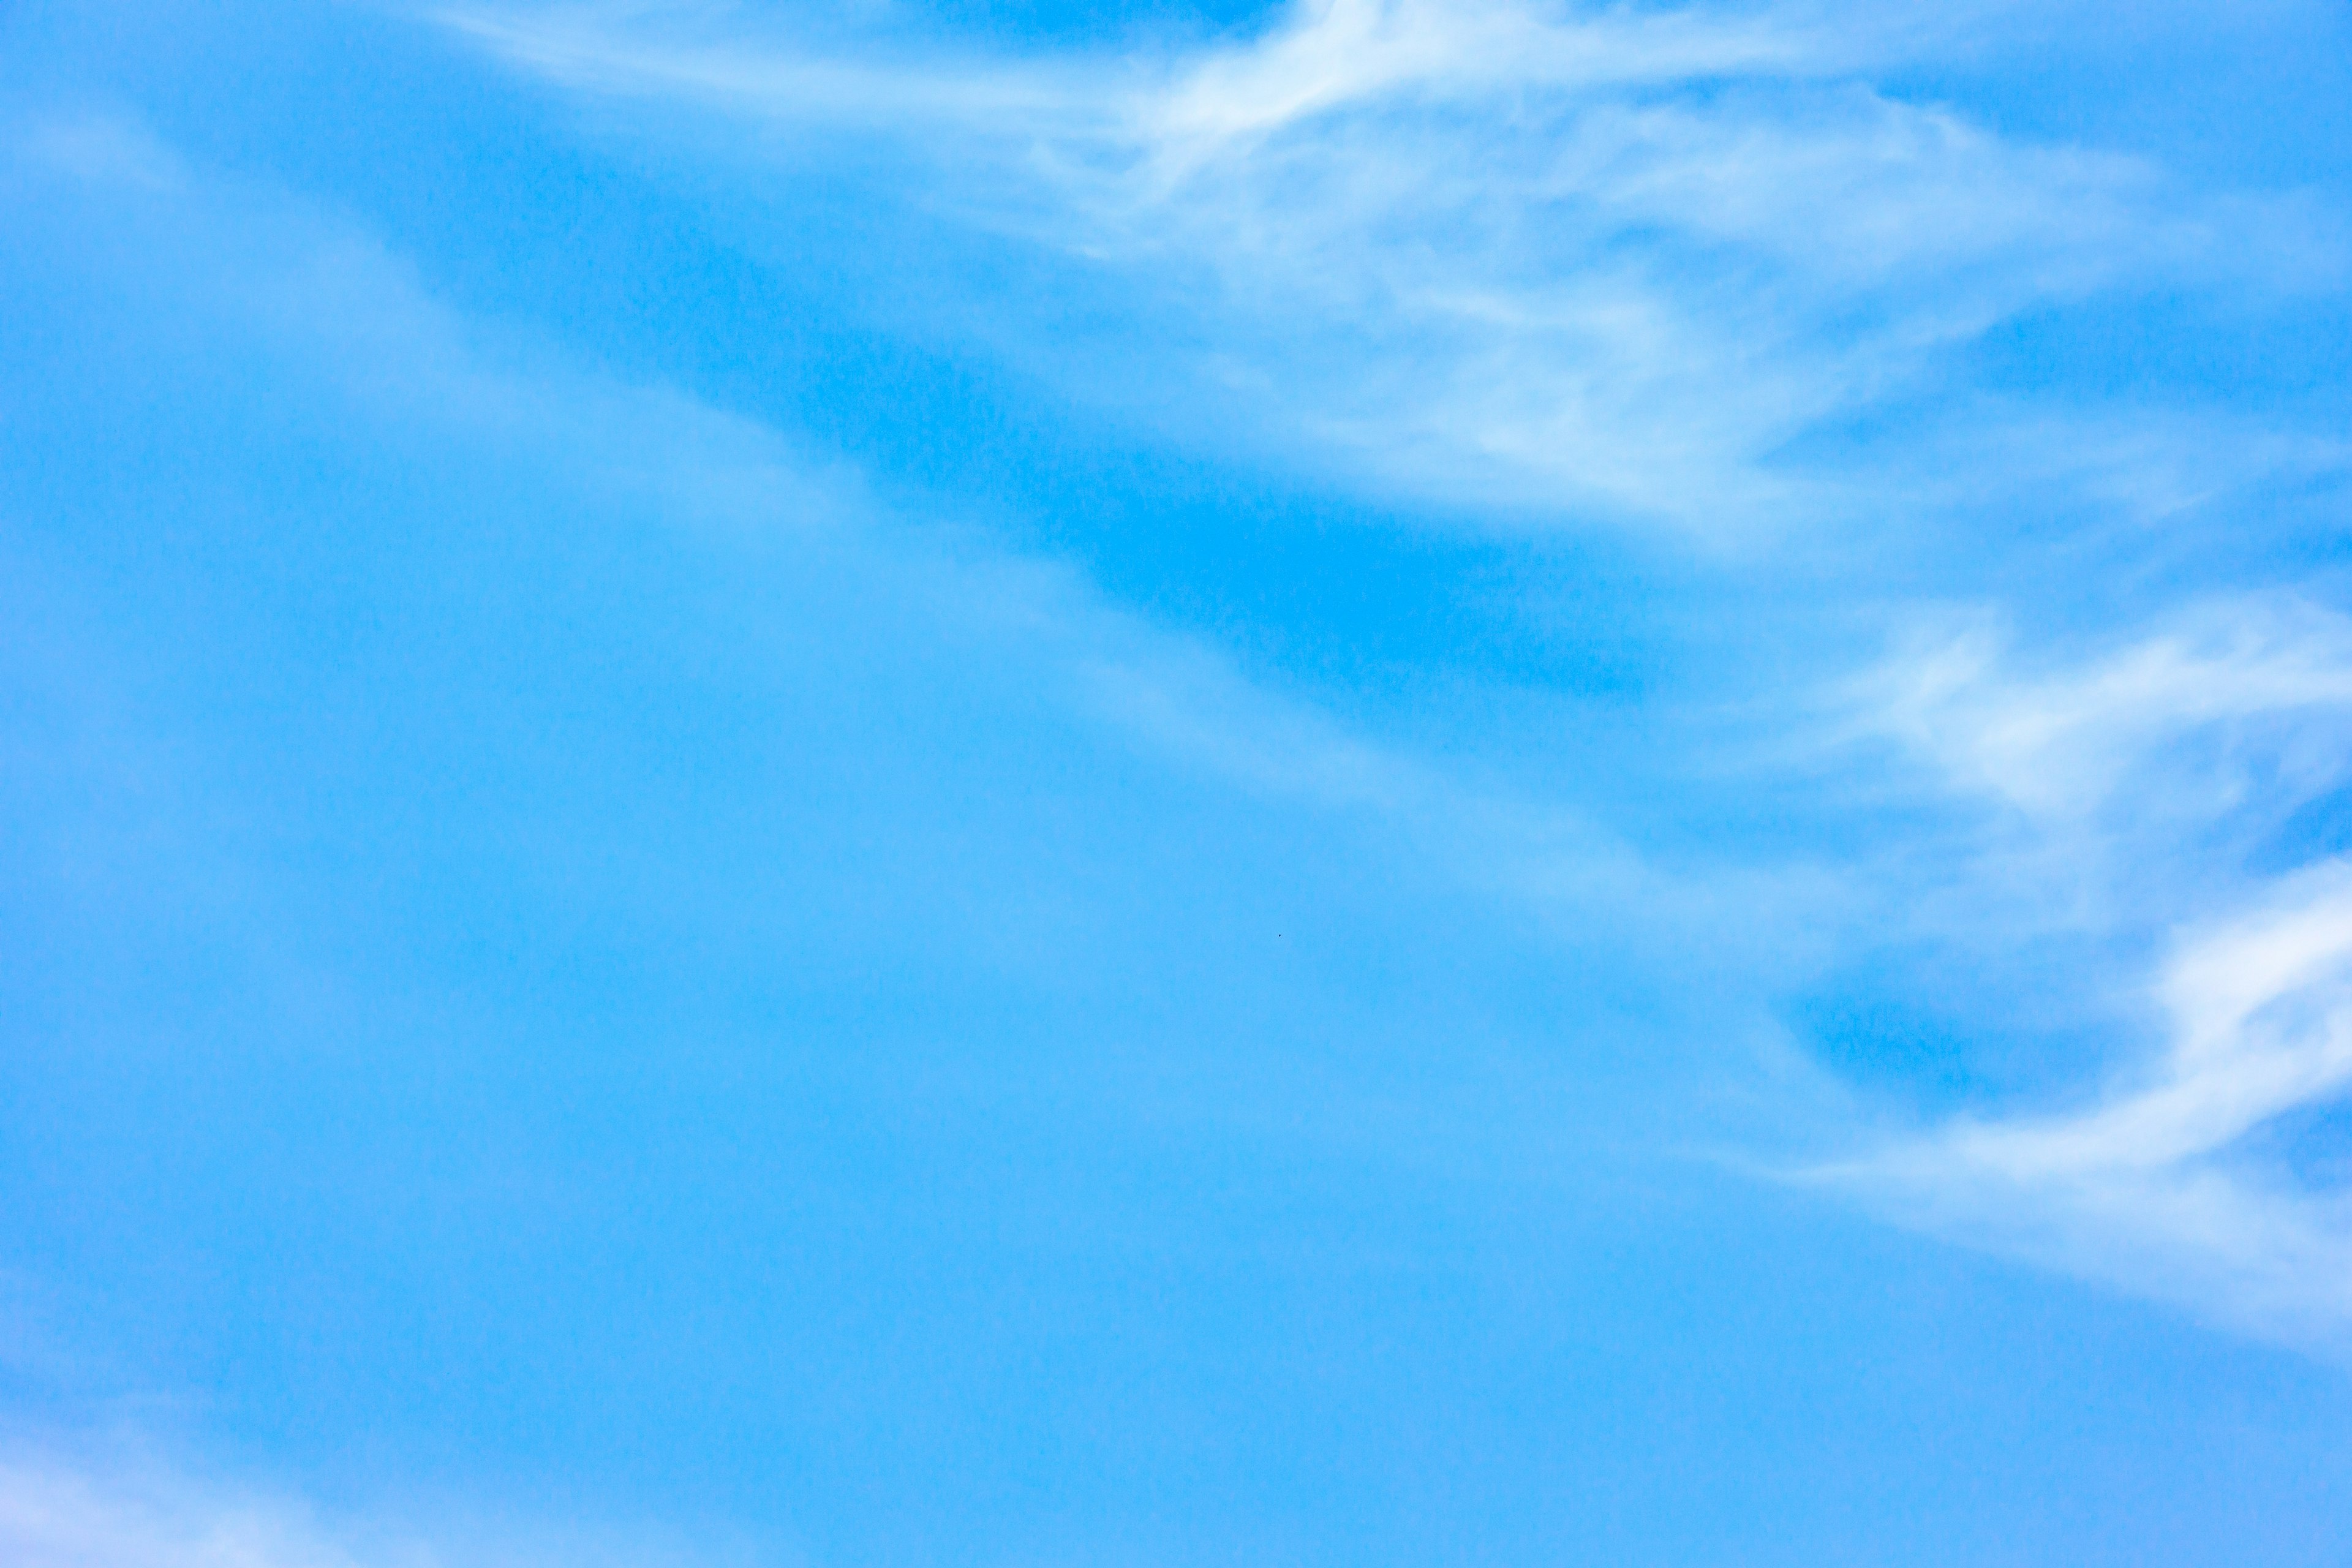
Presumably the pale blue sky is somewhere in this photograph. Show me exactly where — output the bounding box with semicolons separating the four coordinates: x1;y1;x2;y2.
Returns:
4;2;2352;1564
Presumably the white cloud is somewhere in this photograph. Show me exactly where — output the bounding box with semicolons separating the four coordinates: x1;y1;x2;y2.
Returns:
440;0;2340;537
1811;607;2352;1348
1076;634;1846;981
1818;862;2352;1350
0;1458;386;1568
1855;598;2352;821
429;6;2352;1343
0;1452;745;1568
8;113;187;190
1964;864;2352;1176
1126;0;1847;146
30;13;2352;1362
13;99;1814;1014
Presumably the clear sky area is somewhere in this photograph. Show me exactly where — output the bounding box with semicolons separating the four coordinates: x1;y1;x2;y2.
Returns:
5;2;2352;1564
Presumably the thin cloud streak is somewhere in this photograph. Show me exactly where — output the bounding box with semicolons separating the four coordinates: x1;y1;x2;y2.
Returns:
1815;864;2352;1351
1856;599;2352;821
1819;610;2352;1349
443;0;2341;538
0;1460;366;1568
12;104;1806;1035
432;3;2352;1347
0;1451;740;1568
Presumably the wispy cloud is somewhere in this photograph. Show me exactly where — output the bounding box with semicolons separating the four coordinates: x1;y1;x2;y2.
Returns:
10;113;186;190
1;1458;374;1568
442;0;2342;537
28;10;2352;1362
1856;598;2352;823
0;1449;739;1568
1817;862;2352;1350
1076;631;1847;984
429;3;2352;1344
9;100;1816;1052
1817;606;2352;1348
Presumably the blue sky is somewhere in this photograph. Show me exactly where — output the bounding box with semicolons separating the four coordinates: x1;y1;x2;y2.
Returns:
4;1;2352;1562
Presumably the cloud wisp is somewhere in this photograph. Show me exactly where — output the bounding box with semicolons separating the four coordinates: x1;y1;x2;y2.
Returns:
27;6;2352;1360
0;1449;739;1568
1857;598;2352;827
442;0;2340;540
426;3;2352;1348
1818;862;2352;1350
0;1457;380;1568
1819;605;2352;1349
7;102;1815;1105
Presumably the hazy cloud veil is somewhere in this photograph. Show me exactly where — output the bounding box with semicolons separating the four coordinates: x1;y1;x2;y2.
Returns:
5;1;2352;1563
440;0;2352;1343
